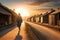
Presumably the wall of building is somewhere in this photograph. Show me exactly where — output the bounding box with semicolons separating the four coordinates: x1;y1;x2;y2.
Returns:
0;13;12;27
43;15;49;23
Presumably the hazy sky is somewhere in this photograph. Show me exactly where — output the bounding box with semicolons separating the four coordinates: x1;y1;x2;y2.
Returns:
0;0;60;16
0;0;60;9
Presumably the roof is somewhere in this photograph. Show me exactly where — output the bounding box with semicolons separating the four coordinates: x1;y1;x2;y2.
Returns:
0;3;17;16
51;9;60;15
0;3;11;15
0;7;11;15
42;10;55;16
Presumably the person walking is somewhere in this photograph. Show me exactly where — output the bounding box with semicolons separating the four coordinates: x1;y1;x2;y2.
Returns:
17;13;22;32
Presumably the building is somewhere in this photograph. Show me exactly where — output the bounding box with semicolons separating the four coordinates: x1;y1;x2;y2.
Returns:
33;15;36;22
0;3;17;30
0;3;11;26
35;14;42;23
49;9;60;27
40;9;55;24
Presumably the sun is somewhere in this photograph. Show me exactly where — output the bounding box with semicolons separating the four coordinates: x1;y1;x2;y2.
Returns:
15;7;29;17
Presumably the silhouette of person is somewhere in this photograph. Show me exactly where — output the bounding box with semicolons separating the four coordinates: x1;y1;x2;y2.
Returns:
17;13;22;32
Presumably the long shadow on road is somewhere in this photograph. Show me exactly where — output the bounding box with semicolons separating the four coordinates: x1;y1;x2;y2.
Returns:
0;26;16;37
26;23;48;40
15;31;22;40
30;26;48;40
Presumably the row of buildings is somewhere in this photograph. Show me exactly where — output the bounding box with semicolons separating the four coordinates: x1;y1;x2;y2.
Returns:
27;8;60;28
0;3;19;30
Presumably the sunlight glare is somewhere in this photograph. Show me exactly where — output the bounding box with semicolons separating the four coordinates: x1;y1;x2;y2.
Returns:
15;7;29;17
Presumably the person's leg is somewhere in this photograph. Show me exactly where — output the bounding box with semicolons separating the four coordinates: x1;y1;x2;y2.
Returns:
19;27;20;32
19;27;20;31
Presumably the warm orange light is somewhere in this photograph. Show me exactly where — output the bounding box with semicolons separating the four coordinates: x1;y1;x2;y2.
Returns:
15;7;29;17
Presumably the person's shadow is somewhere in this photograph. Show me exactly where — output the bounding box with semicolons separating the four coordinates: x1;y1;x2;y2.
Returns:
15;31;22;40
